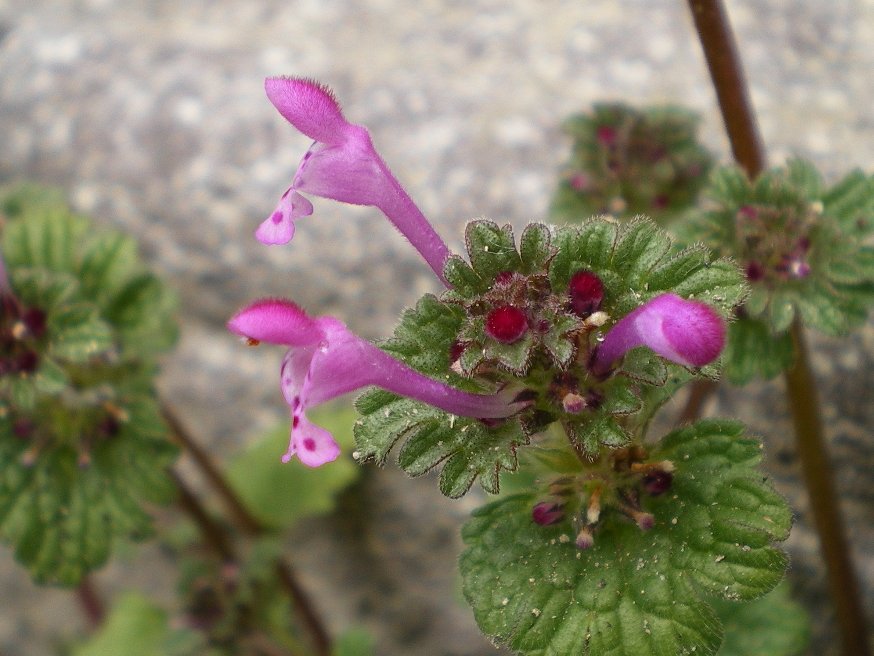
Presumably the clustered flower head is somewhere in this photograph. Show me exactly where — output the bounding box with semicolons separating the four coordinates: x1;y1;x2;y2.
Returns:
234;77;729;473
551;103;713;224
681;160;874;342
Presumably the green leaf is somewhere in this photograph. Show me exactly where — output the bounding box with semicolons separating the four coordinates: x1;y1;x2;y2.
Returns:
670;259;748;313
381;294;465;377
73;593;206;656
334;628;376;656
443;254;487;297
612;220;672;284
784;158;823;198
1;186;178;360
465;220;523;283
102;273;178;357
0;391;177;586
550;221;618;290
461;419;790;656
564;414;629;454
48;303;114;362
520;223;553;274
713;583;810;656
1;206;89;272
722;318;794;385
355;390;527;497
226;403;361;530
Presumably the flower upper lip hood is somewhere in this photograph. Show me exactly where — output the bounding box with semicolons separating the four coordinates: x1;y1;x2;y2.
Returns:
228;298;527;467
258;77;451;285
593;293;727;375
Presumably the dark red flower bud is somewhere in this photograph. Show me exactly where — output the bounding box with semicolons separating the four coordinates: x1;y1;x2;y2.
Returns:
745;261;765;282
485;305;528;344
22;308;47;339
643;470;673;496
568;270;604;317
532;501;565;526
596;125;618;146
15;350;38;373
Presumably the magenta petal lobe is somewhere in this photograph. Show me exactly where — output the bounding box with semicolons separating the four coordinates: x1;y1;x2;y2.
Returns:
227;299;324;347
283;414;341;467
594;293;726;373
265;77;349;145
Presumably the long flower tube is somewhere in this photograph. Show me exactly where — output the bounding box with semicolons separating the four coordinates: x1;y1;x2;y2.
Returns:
593;293;726;375
257;77;451;285
228;299;526;466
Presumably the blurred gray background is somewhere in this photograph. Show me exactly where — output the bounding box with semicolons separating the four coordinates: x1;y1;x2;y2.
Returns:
1;0;873;654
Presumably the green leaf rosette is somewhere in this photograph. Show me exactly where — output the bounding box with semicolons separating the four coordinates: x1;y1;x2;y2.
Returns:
551;103;713;224
0;187;178;584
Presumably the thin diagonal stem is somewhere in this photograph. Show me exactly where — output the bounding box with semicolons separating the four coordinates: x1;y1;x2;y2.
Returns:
685;1;871;653
686;0;766;177
162;402;261;535
163;401;332;656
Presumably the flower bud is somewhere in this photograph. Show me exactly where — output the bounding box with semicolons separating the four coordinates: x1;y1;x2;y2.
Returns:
532;501;565;526
485;305;528;344
568;270;605;318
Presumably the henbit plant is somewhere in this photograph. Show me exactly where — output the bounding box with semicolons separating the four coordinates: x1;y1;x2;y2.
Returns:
550;103;713;225
232;76;793;656
0;188;178;585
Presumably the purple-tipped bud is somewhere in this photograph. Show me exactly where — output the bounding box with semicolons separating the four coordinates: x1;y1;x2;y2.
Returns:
633;511;655;531
593;293;726;374
568;270;605;317
485;306;528;344
532;501;565;526
575;526;595;550
561;392;585;414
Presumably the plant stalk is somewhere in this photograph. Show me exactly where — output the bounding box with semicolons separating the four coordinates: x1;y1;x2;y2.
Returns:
76;576;106;630
685;1;870;652
784;322;871;655
685;0;765;178
163;402;332;656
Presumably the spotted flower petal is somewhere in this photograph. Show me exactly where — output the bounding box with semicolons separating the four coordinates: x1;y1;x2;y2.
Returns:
229;299;525;466
259;77;450;284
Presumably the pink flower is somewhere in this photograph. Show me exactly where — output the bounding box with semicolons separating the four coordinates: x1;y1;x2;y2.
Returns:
228;299;525;467
593;293;726;374
258;77;451;284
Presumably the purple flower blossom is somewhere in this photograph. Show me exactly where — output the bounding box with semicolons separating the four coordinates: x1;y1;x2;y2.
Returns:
593;293;726;374
228;299;525;467
258;77;451;284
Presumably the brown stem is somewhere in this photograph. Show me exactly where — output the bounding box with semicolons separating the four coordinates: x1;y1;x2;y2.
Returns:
163;402;332;656
686;1;871;652
162;402;261;535
686;0;766;178
76;576;106;630
676;379;718;425
170;468;235;561
784;322;871;656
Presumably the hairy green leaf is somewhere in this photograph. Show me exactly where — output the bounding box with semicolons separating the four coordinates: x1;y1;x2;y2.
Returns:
461;419;790;655
0;391;176;585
